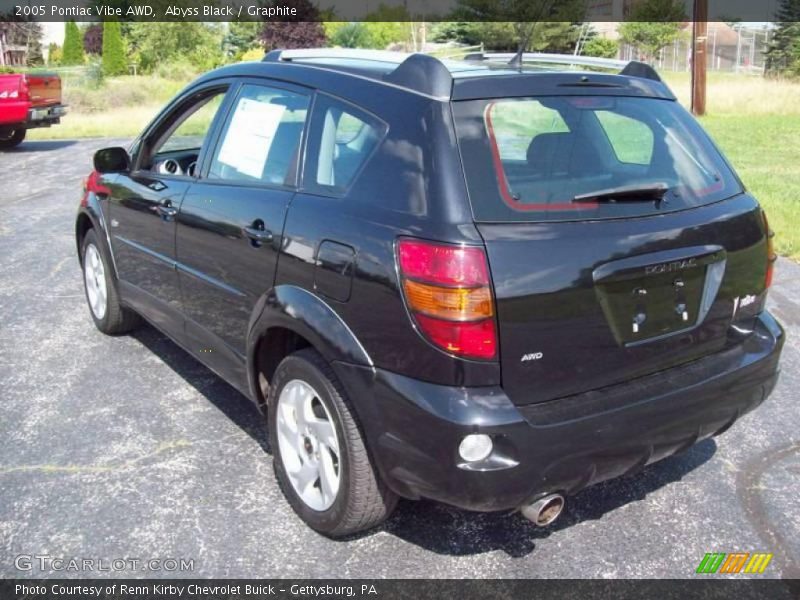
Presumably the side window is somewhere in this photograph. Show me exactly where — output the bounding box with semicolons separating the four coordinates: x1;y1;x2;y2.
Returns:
141;88;227;174
306;95;385;195
208;84;309;186
596;111;654;165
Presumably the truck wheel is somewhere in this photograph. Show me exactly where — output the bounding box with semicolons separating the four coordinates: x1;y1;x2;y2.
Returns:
269;348;397;537
81;229;140;334
0;128;26;149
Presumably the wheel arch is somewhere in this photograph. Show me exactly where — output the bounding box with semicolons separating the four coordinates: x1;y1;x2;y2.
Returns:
75;210;95;262
75;200;117;279
246;285;373;407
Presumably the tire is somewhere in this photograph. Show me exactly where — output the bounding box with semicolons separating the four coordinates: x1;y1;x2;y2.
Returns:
269;348;397;537
81;229;140;335
0;128;26;149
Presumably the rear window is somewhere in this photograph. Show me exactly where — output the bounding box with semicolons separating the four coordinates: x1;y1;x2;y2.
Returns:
453;96;742;222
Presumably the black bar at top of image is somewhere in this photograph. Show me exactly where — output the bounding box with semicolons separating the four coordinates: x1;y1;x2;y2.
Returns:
0;579;798;600
0;0;790;23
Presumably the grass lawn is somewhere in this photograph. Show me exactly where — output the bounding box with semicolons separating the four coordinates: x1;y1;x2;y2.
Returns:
27;69;800;259
664;72;800;260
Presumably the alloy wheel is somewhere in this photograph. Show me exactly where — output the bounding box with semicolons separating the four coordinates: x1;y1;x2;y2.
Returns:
276;379;341;511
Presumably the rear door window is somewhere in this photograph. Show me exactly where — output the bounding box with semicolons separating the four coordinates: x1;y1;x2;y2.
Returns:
304;94;386;195
454;96;742;222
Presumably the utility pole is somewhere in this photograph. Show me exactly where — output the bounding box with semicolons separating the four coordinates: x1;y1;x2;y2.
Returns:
691;0;708;116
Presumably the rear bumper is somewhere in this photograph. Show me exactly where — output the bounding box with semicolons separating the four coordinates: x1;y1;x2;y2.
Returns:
0;103;65;131
333;311;784;512
26;104;66;129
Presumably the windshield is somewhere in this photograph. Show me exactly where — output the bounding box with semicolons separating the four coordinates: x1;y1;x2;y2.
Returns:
453;96;742;222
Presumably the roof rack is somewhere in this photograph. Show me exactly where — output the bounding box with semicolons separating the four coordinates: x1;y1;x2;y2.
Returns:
261;49;665;98
263;49;453;99
264;48;409;65
463;52;663;82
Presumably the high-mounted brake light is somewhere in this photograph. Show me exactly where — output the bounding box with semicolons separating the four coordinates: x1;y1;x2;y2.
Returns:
764;211;776;289
397;239;497;360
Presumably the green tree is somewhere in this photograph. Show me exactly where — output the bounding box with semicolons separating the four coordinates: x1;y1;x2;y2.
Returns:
84;23;103;55
329;23;371;48
62;20;85;65
48;43;63;66
765;0;800;77
617;0;686;63
127;22;224;73
18;22;45;67
430;21;582;52
102;20;128;76
223;21;261;59
258;0;326;51
617;22;685;63
449;0;587;52
363;5;412;49
430;22;481;45
582;36;618;58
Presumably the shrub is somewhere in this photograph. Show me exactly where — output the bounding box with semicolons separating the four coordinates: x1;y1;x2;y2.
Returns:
582;37;619;59
48;43;63;66
330;23;371;48
84;59;105;89
240;48;265;62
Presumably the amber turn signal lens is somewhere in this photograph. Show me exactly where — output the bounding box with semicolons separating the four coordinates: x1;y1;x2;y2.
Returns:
403;280;493;321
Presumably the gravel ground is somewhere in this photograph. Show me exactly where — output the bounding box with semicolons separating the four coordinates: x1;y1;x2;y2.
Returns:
0;139;798;579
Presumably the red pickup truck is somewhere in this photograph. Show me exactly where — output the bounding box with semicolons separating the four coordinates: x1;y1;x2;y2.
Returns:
0;71;67;149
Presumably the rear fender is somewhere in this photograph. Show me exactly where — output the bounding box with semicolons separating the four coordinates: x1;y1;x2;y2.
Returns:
245;285;373;403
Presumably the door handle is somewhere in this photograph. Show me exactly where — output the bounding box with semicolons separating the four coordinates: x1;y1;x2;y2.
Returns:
155;204;178;219
243;225;273;246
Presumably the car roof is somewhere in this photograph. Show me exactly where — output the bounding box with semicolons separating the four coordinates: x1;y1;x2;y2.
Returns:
199;50;676;103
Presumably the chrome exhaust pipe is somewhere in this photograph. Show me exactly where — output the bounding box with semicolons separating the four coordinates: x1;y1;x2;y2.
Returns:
521;493;565;527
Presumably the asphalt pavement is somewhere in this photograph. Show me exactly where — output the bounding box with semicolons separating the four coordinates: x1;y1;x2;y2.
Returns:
0;139;798;579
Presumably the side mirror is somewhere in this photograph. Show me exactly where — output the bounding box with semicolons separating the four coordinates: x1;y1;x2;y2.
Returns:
94;146;130;173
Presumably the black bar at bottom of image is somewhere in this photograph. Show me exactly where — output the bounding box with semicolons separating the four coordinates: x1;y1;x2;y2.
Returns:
1;579;798;600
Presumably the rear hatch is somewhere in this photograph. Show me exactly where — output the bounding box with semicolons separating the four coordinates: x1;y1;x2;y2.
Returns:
453;93;771;406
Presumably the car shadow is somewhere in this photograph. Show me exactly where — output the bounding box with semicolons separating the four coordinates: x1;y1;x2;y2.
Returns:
4;140;78;152
379;438;717;557
129;321;717;558
131;323;271;455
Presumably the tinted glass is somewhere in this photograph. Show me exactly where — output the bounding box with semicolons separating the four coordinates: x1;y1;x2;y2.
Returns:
306;95;385;194
454;96;742;222
208;84;309;186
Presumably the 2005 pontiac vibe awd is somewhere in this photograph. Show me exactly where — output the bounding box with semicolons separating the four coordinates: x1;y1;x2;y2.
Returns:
75;50;784;536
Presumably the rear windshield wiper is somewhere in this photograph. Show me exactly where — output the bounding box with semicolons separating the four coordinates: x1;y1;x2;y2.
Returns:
573;183;670;203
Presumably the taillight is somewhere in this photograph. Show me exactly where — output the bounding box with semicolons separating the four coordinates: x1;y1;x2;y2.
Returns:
764;211;776;289
81;170;111;206
18;75;29;102
397;239;497;360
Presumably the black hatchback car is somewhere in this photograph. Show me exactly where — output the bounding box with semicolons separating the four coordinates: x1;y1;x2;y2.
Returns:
76;49;783;536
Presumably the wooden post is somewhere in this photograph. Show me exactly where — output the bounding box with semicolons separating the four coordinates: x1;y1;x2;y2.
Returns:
691;0;708;116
